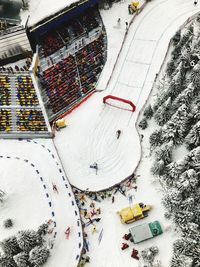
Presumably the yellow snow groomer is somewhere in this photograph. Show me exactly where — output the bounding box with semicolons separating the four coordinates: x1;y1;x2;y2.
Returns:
117;203;151;224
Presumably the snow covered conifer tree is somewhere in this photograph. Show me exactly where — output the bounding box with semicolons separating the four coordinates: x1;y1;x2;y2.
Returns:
0;236;21;256
172;30;181;46
162;189;182;211
162;104;189;144
155;141;173;165
29;245;50;267
0;254;17;267
37;223;49;237
138;118;148;129
185;121;200;150
154;97;172;126
16;230;42;253
171;83;195;111
13;252;29;267
149;129;164;149
3;218;13;228
143;104;153;119
165;161;185;181
151;159;165;176
171;254;193;267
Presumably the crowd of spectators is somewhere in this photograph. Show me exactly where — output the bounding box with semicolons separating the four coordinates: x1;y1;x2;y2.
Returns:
41;34;105;116
39;7;100;58
76;34;104;95
16;75;39;106
0;75;10;105
0;73;48;133
16;109;47;132
0;109;11;132
42;54;80;114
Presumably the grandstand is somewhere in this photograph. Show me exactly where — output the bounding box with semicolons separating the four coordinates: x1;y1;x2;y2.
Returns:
0;0;106;135
29;3;106;121
0;72;51;138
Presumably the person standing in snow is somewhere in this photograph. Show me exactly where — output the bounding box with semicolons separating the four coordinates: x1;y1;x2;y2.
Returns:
117;18;121;28
112;195;115;203
194;0;198;6
125;21;129;30
52;183;58;193
65;227;70;239
116;130;121;139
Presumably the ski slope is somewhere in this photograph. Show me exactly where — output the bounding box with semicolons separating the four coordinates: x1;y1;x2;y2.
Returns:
0;139;83;267
54;0;199;191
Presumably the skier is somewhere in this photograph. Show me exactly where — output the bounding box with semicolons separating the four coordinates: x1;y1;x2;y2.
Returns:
116;130;121;139
194;0;198;6
65;226;70;239
93;162;98;175
52;183;58;193
117;18;121;27
125;21;129;30
112;195;115;203
90;162;98;174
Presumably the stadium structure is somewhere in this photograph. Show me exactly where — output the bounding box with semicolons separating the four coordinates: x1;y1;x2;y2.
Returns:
0;0;107;138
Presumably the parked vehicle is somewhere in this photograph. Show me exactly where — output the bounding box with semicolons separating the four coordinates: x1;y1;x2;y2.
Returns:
129;220;163;243
117;202;151;224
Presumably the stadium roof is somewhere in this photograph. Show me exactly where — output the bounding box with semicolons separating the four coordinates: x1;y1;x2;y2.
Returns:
20;0;84;28
0;26;32;64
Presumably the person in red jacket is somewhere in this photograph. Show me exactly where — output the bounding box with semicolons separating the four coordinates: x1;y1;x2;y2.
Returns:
65;227;70;239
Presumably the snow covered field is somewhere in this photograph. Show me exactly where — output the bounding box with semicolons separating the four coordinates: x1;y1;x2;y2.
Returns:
54;0;199;191
1;0;200;266
0;139;83;267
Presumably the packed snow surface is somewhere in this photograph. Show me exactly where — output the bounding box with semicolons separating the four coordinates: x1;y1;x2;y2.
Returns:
0;139;82;267
55;0;199;191
1;1;199;267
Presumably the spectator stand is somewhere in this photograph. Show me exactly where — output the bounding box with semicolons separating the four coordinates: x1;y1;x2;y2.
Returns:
34;9;107;122
38;7;104;72
0;71;52;138
39;32;106;122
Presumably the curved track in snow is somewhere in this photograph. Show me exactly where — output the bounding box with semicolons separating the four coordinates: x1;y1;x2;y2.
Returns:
55;0;199;191
0;139;83;267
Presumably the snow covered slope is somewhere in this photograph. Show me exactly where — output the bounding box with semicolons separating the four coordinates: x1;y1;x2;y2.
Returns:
54;0;199;191
0;139;82;267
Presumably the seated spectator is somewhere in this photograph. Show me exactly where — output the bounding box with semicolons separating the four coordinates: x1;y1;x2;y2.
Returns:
16;109;47;132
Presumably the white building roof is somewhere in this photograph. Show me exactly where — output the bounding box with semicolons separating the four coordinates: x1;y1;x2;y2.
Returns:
20;0;81;28
0;26;31;62
129;223;153;243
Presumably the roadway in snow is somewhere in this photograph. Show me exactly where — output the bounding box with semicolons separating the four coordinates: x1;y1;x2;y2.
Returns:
54;0;199;191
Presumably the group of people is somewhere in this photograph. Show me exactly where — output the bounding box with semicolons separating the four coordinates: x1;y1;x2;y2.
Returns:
0;75;10;106
0;73;47;133
41;34;105;115
16;75;39;106
16;109;47;132
42;55;81;114
40;7;100;58
0;109;11;132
